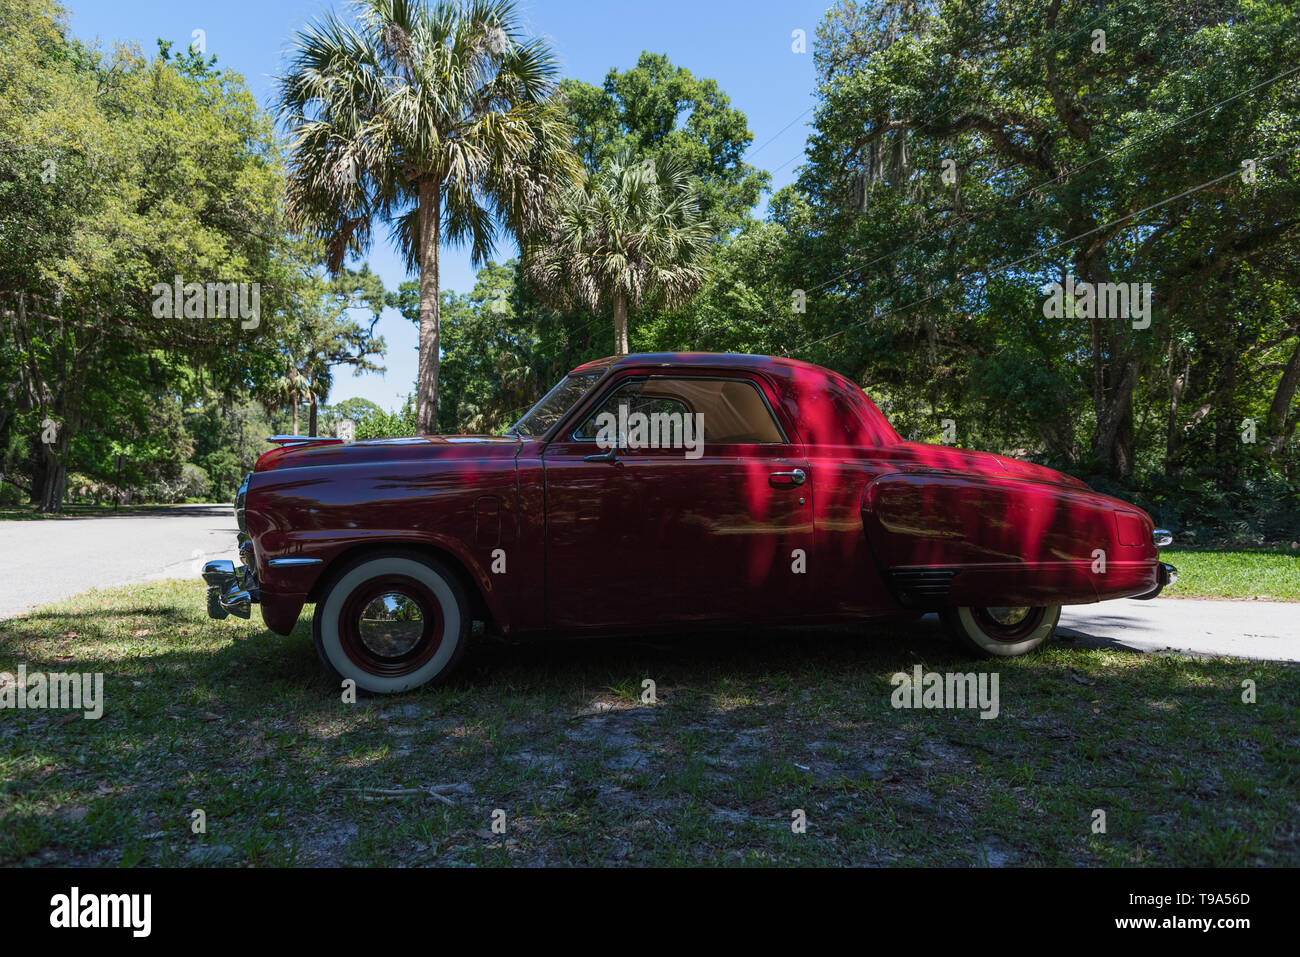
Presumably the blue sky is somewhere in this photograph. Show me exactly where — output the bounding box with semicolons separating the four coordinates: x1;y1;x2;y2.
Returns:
67;0;829;410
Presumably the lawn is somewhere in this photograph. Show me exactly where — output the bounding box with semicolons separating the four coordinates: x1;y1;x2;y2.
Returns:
1162;547;1300;602
0;502;162;521
2;580;1296;867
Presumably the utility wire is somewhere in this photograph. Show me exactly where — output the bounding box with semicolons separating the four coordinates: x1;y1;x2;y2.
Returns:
764;4;1119;179
805;60;1300;297
793;146;1297;355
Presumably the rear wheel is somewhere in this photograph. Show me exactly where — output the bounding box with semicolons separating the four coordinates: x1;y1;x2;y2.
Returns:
940;604;1061;658
313;551;470;694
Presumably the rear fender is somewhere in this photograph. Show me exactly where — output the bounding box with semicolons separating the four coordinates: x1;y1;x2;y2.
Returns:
862;471;1159;607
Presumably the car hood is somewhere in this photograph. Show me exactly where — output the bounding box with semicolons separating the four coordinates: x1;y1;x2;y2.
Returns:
877;442;1090;490
254;434;522;472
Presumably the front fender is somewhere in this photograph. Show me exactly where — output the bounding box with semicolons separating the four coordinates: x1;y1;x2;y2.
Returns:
244;457;518;636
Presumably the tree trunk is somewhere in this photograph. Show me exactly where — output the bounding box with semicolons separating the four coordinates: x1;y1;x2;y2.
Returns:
1164;340;1189;475
29;453;47;506
1213;339;1241;491
37;429;67;513
309;397;318;438
1266;334;1300;447
40;461;66;512
417;177;443;434
613;292;629;355
292;395;299;435
1080;249;1137;478
1092;358;1138;477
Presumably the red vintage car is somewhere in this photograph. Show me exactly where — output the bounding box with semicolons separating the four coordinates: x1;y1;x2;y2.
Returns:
203;353;1175;693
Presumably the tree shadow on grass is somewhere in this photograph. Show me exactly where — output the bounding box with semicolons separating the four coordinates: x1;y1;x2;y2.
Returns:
2;601;1297;867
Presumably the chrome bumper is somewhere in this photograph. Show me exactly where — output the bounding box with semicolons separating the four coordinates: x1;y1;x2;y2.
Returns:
202;558;259;620
1133;562;1179;601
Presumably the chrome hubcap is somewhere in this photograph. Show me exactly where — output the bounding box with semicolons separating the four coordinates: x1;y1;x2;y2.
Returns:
985;606;1031;627
358;592;425;658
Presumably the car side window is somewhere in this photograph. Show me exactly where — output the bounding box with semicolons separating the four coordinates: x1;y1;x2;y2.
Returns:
573;381;692;439
573;376;786;444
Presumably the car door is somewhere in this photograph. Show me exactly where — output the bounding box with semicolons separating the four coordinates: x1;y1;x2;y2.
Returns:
542;370;812;631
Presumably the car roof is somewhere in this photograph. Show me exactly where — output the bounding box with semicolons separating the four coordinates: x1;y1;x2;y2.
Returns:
572;352;834;380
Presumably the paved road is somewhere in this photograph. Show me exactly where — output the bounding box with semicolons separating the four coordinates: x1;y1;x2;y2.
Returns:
0;505;239;619
906;600;1300;663
1057;599;1300;662
2;510;1297;661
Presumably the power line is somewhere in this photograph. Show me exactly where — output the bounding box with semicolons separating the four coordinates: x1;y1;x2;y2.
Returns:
805;59;1300;297
792;146;1297;355
745;105;816;161
763;4;1120;180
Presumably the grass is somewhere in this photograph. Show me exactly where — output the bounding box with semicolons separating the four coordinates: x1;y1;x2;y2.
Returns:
2;580;1297;867
1162;547;1300;602
0;503;165;521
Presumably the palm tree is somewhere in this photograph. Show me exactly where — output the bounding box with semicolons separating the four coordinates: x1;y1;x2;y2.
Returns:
278;0;581;432
272;365;313;436
523;152;713;355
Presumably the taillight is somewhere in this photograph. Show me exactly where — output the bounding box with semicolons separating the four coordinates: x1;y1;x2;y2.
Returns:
1115;511;1149;547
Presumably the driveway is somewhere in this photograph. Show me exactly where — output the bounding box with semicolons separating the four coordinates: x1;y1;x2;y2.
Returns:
902;600;1300;663
0;505;239;619
1056;598;1300;662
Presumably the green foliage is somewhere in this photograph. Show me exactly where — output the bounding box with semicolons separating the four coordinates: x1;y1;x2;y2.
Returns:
185;399;276;501
560;52;770;234
277;0;582;431
0;0;387;508
388;261;552;434
350;397;417;440
523;151;714;354
3;0;1297;542
323;397;384;432
785;0;1300;490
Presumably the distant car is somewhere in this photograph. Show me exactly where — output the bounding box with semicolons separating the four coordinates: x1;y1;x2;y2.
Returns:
203;353;1176;693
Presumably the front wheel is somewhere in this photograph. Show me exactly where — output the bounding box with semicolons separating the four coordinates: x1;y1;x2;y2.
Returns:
313;551;470;694
940;605;1061;658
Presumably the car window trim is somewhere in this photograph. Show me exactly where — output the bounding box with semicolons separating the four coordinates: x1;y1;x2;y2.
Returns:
560;372;792;446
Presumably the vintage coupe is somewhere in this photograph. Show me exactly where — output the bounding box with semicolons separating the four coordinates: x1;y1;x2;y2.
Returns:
203;353;1176;693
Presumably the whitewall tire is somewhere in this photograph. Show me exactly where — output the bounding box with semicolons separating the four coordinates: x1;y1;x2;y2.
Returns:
312;551;470;694
940;605;1061;658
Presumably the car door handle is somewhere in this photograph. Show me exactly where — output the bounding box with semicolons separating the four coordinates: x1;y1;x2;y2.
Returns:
583;447;618;463
769;469;806;488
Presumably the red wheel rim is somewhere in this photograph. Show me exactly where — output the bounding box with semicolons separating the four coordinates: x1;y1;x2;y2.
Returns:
337;575;445;677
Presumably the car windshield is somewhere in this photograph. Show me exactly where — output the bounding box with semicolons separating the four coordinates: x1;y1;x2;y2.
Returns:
507;368;608;437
